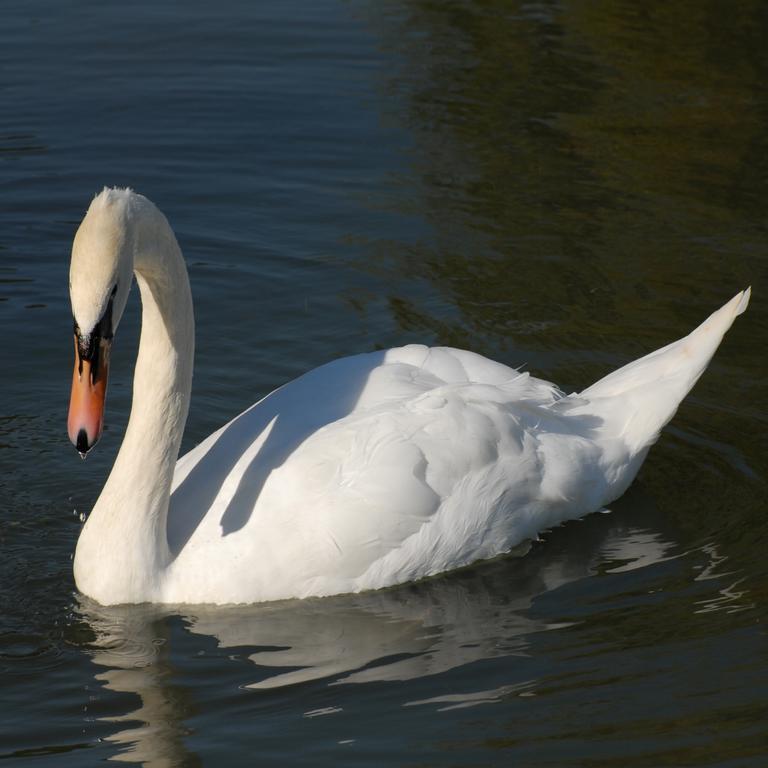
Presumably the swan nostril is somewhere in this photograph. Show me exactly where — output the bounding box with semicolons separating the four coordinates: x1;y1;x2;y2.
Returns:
76;429;90;456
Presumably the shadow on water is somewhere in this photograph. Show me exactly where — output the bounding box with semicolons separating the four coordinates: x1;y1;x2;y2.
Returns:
168;351;386;554
75;487;677;765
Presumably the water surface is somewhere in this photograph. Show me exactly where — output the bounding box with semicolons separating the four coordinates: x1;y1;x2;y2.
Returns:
1;0;767;765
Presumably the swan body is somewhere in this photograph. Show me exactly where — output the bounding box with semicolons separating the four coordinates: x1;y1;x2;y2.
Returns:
68;189;749;605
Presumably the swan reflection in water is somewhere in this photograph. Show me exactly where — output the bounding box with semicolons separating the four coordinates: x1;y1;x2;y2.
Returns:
74;492;677;765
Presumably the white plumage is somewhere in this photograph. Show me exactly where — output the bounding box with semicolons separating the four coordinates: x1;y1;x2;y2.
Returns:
68;189;749;605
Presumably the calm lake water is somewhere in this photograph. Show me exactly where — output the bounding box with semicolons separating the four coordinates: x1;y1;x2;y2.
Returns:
2;0;767;765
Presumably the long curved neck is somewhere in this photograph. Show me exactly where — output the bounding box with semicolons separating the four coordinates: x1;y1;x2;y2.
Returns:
74;204;194;604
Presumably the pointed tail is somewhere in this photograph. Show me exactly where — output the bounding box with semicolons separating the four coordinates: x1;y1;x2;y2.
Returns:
576;289;750;453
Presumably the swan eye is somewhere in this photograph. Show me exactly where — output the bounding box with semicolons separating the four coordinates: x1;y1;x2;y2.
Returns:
73;284;118;381
74;285;117;359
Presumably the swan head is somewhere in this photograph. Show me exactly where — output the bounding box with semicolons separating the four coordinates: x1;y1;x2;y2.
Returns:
68;188;135;455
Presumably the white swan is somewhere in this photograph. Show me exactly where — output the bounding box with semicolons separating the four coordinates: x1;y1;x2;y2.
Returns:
67;188;749;606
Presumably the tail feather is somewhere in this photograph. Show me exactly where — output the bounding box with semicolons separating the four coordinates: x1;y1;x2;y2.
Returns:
576;288;750;453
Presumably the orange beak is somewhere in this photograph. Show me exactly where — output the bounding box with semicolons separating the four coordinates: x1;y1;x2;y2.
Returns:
68;332;111;456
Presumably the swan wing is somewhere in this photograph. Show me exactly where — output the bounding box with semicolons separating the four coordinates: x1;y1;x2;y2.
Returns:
165;345;577;602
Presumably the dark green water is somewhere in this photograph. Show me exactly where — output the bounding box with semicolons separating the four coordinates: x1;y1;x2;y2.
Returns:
1;0;767;765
